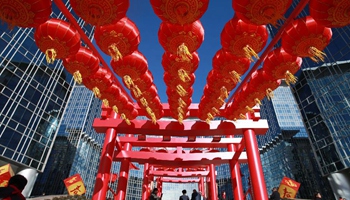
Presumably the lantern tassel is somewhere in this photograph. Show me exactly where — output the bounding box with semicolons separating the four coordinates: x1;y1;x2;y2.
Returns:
220;87;228;99
177;107;184;114
123;75;134;89
243;45;259;61
92;87;101;98
246;106;254;113
121;113;131;125
308;47;326;63
254;98;262;105
178;69;191;82
112;105;119;114
146;107;157;124
285;70;298;85
73;71;83;84
179;98;187;108
229;70;241;83
177;43;192;62
176;85;187;97
178;113;184;124
266;88;274;100
45;48;57;64
132;85;142;98
140;97;148;107
212;107;220;115
239;114;247;119
102;99;109;107
108;44;123;61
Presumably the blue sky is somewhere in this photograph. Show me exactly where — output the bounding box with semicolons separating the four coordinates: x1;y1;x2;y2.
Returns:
110;1;236;103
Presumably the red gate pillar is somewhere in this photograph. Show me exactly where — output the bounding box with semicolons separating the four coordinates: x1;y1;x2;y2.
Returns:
244;113;268;200
227;136;244;200
92;111;118;200
115;134;133;200
209;164;217;200
199;177;205;199
141;163;149;200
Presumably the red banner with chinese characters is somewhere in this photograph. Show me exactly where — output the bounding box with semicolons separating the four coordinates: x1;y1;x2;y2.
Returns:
64;174;86;195
278;177;300;199
0;164;14;187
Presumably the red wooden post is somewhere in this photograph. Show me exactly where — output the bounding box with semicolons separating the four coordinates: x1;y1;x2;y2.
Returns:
244;113;268;200
209;164;217;200
227;136;244;200
92;112;118;200
141;163;149;200
115;134;133;200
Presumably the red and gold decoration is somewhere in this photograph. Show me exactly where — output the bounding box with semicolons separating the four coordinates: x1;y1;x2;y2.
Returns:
278;177;301;199
70;0;129;26
94;17;140;61
249;70;281;100
262;48;302;85
0;164;14;187
82;68;113;98
233;0;292;26
64;174;86;195
99;83;122;109
0;0;51;28
118;102;138;125
150;0;209;25
309;0;350;28
158;20;204;62
63;47;100;84
281;16;332;63
34;19;81;64
221;16;268;61
212;49;250;84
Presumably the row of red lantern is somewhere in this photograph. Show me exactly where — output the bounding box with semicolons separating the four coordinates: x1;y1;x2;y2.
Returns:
154;4;205;123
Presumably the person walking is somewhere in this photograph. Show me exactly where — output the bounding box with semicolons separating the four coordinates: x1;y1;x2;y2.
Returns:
180;189;190;200
269;187;281;200
0;174;28;200
191;189;200;200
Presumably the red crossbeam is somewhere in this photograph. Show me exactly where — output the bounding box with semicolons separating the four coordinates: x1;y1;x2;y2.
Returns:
114;151;247;167
160;178;200;183
149;170;209;177
116;137;242;148
94;119;268;136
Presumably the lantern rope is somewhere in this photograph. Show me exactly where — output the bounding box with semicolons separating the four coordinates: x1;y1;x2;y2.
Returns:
178;113;184;124
229;70;241;83
254;98;262;105
45;49;57;64
177;107;184;114
246;106;254;113
108;44;123;61
112;105;119;114
146;107;157;124
102;99;109;107
243;45;259;61
285;70;298;85
206;113;214;124
178;69;191;82
239;114;247;119
308;47;326;63
92;87;101;98
121;113;131;125
123;75;134;89
212;107;220;115
179;98;187;108
176;85;188;97
177;43;192;62
73;71;83;84
266;88;274;100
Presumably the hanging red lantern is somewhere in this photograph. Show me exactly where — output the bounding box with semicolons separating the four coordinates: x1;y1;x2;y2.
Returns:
232;0;292;26
158;20;204;62
203;85;230;104
99;83;122;108
118;102;138;125
82;68;113;98
127;70;154;98
164;72;195;97
262;48;302;85
142;96;164;123
309;0;350;28
221;16;268;61
249;70;281;100
70;0;129;26
0;0;51;28
109;93;129;115
169;100;190;123
94;17;140;61
225;103;247;121
63;47;100;84
281;16;332;63
150;0;209;25
198;96;222;123
167;86;194;100
207;70;237;92
168;96;192;111
213;49;250;84
34;19;81;64
162;52;199;82
132;84;158;101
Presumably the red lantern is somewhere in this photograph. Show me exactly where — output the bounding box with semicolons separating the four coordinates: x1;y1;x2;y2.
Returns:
168;96;192;111
82;68;113;98
309;0;350;28
99;84;122;108
213;49;250;84
224;103;247;121
158;20;204;61
141;96;164;123
34;19;81;64
70;0;129;26
150;0;209;25
249;70;281;100
232;0;292;26
203;84;230;102
0;0;51;28
167;86;193;100
207;70;237;92
162;52;199;81
262;48;302;85
132;84;158;101
110;93;129;114
164;72;195;97
127;70;154;98
169;100;190;123
63;47;100;84
94;17;140;61
198;96;221;123
118;102;138;125
281;16;332;63
221;16;268;61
